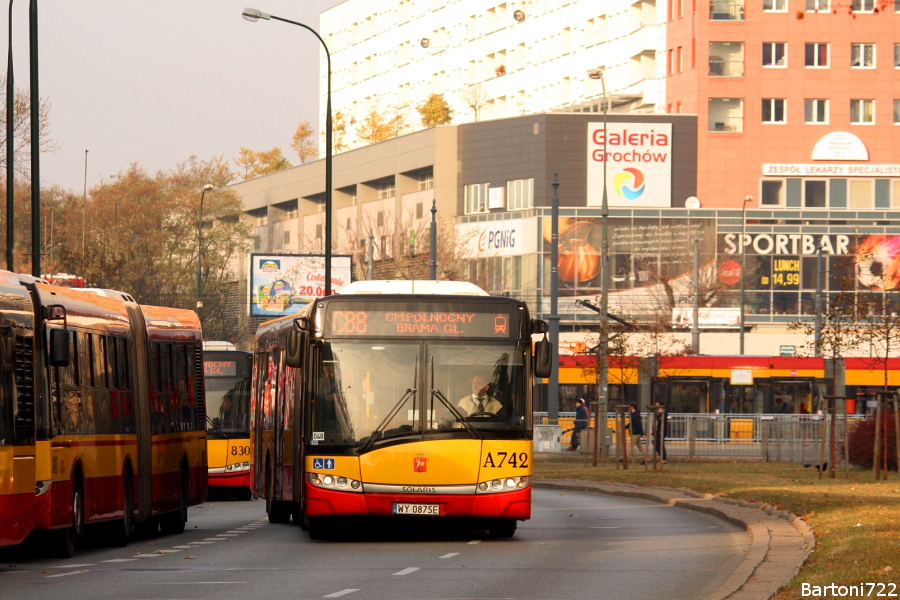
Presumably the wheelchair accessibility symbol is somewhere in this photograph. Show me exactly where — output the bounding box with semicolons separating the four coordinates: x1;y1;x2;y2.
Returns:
312;458;335;470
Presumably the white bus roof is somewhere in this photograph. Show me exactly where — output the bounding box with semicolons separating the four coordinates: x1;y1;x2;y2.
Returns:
81;288;137;303
338;280;489;296
203;341;237;351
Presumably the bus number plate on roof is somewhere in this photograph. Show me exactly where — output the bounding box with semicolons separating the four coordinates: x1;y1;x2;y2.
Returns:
392;503;439;516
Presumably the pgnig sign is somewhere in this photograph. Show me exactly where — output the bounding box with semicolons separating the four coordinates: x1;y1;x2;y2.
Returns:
587;123;673;209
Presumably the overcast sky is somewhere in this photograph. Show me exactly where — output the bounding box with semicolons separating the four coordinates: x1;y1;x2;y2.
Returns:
3;0;345;192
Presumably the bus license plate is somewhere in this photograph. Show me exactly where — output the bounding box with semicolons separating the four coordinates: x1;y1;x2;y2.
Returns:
393;503;439;516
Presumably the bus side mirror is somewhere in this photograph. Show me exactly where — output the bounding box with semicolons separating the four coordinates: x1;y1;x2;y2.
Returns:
49;328;70;367
534;334;552;378
286;326;304;369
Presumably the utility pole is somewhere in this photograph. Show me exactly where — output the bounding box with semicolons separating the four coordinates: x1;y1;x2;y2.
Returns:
548;173;560;425
692;230;700;353
429;199;437;280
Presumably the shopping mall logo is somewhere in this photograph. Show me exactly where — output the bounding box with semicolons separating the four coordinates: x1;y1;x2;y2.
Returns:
613;168;645;200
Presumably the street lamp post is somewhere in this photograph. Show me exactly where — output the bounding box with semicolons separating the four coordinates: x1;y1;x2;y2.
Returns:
243;7;333;296
429;199;437;280
28;0;38;277
6;0;14;271
588;67;609;465
197;184;213;312
739;195;752;354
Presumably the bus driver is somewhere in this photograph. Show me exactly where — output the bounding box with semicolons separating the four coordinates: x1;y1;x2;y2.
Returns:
457;375;502;416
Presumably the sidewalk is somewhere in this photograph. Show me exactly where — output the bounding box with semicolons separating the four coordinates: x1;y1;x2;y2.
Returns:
536;479;815;600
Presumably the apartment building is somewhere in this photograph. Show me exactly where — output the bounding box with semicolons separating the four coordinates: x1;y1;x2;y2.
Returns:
319;0;666;150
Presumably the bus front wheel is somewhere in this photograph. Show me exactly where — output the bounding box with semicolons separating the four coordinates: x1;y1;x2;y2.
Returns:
488;519;517;539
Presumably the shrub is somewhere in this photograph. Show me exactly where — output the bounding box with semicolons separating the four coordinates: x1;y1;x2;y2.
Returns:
847;408;898;471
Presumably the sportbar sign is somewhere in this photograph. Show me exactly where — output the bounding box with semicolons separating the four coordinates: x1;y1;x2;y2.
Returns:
587;122;673;208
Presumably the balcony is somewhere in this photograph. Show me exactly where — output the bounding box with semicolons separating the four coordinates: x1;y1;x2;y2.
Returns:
710;0;744;20
709;42;744;77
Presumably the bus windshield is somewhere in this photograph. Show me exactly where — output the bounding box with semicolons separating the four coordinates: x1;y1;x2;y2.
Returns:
204;353;251;439
309;340;529;449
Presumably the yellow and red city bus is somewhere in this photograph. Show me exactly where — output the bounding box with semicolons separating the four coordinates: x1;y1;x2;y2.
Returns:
203;342;252;498
0;271;207;557
251;280;551;539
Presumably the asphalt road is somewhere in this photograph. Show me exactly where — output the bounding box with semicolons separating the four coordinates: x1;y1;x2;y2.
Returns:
0;488;750;600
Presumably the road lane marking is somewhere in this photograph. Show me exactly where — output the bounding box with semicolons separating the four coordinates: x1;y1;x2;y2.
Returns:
45;570;90;578
172;545;195;549
226;531;248;534
323;589;360;598
47;564;94;569
468;540;481;545
393;567;420;576
216;534;239;537
101;559;137;563
203;538;224;541
439;553;460;559
134;554;163;558
589;526;622;529
190;541;216;544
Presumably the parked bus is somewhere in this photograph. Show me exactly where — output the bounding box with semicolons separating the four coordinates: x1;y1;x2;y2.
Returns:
0;271;207;557
204;342;252;498
251;280;551;538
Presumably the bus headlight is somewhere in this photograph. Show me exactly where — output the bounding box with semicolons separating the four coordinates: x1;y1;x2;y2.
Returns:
307;472;363;493
226;462;250;472
476;476;530;494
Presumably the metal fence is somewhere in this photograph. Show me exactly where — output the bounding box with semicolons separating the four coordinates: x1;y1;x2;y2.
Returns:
536;412;864;463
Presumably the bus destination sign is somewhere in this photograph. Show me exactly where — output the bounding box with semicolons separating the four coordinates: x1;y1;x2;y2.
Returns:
204;360;237;377
327;309;512;338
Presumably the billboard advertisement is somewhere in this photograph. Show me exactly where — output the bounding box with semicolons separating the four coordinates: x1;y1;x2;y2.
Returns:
457;218;538;258
250;254;352;317
587;122;673;208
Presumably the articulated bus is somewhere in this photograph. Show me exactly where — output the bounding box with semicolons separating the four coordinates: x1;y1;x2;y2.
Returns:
0;271;207;557
204;342;252;498
251;280;551;538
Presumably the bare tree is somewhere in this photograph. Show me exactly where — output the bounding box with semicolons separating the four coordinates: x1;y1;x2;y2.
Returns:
456;82;489;122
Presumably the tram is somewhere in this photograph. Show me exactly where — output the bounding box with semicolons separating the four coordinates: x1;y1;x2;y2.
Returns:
251;280;551;538
0;271;207;557
204;341;252;498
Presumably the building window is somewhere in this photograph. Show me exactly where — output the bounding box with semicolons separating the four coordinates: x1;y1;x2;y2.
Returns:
417;170;434;190
762;99;786;123
708;98;743;132
506;178;534;211
761;180;784;206
376;179;395;199
416;202;424;219
893;180;900;208
284;230;291;245
764;0;787;9
762;43;786;67
804;180;827;208
285;207;298;219
895;44;900;67
464;183;489;215
849;180;874;208
894;100;900;124
677;46;684;72
709;42;744;77
851;0;874;11
804;99;829;124
804;43;828;67
315;223;323;241
255;214;268;227
806;0;829;10
850;99;875;124
851;43;875;68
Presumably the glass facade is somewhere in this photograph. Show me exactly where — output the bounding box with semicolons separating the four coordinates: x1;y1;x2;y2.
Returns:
460;207;900;325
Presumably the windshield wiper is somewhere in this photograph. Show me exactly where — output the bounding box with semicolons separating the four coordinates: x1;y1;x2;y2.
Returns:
358;356;418;454
429;358;480;439
206;415;227;439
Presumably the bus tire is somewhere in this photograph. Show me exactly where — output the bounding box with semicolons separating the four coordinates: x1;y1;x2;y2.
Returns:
292;505;307;530
106;469;134;547
53;472;85;558
488;519;517;539
269;500;292;524
306;516;323;540
161;465;188;535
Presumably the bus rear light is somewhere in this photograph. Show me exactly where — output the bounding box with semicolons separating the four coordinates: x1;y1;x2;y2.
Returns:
307;472;363;493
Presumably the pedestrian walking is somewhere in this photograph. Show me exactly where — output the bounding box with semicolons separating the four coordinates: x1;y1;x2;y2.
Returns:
570;398;588;451
628;403;649;464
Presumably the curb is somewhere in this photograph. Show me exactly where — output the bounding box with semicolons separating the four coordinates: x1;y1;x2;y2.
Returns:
536;479;815;600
